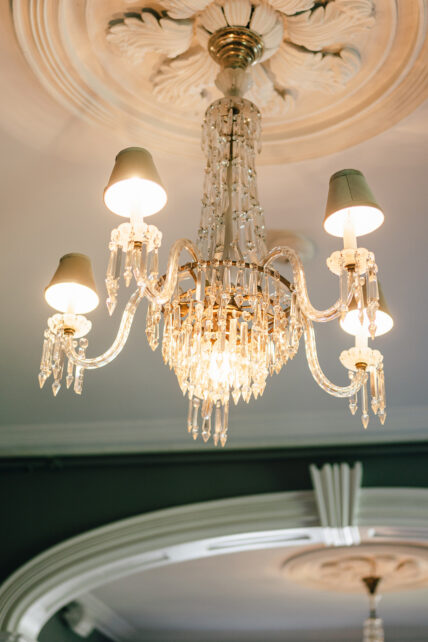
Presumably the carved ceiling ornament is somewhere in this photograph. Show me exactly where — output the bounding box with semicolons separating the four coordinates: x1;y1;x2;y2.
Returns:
282;544;428;593
9;0;428;162
107;0;375;113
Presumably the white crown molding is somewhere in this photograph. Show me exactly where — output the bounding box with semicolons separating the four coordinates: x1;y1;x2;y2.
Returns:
1;405;428;456
68;594;138;642
0;488;428;641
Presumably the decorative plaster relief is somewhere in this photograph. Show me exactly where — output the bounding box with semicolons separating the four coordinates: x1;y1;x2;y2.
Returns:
107;0;371;112
9;0;428;162
283;543;428;593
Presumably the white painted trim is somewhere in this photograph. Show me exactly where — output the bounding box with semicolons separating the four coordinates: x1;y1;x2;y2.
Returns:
0;490;318;639
0;488;427;641
71;595;138;642
1;405;428;456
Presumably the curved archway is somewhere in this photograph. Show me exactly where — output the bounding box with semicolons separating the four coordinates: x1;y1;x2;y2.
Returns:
1;488;427;640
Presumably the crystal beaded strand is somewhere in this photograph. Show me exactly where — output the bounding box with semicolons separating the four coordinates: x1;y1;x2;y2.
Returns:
366;253;380;339
74;337;88;395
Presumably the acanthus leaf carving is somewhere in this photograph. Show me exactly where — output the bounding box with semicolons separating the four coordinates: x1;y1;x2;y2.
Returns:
108;0;374;115
247;64;295;115
286;0;375;51
268;0;315;15
106;10;193;63
269;42;361;95
159;0;213;19
153;46;218;109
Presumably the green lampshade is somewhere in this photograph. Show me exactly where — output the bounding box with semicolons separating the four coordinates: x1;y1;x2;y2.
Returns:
104;147;167;218
324;169;384;238
45;253;99;314
340;282;393;337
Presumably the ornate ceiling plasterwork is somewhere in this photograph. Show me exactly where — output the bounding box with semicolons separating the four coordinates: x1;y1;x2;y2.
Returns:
107;0;373;113
282;543;428;593
10;0;428;162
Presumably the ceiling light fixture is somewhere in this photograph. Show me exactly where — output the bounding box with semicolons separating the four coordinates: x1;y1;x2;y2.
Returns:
38;18;392;445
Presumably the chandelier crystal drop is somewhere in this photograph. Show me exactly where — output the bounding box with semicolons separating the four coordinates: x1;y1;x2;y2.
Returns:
39;23;393;446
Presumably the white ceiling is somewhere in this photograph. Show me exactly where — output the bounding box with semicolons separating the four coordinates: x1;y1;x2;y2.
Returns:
0;5;428;454
91;545;428;640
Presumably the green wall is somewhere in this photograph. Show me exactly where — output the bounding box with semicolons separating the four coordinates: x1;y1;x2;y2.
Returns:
1;441;428;584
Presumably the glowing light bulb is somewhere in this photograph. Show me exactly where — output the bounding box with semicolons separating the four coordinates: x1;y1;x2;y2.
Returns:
208;341;233;387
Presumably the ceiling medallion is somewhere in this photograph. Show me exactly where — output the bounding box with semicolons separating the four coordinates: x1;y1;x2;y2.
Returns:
283;544;428;641
282;544;428;593
107;0;372;114
11;0;428;162
39;23;393;446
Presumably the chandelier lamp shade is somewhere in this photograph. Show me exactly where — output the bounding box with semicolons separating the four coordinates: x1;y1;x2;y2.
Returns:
39;25;393;444
340;283;393;338
104;147;167;218
44;253;99;315
323;169;385;240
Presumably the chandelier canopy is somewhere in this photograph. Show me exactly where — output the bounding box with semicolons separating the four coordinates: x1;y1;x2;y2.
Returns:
39;15;393;446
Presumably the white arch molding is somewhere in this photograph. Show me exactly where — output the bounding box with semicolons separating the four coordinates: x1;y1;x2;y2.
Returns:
1;488;428;641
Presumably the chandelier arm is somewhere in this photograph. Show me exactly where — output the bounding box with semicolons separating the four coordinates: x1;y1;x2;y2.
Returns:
262;246;354;322
64;290;143;369
136;238;201;305
303;316;366;398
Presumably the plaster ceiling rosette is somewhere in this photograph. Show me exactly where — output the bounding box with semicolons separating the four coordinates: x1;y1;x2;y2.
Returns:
282;543;428;593
10;0;428;163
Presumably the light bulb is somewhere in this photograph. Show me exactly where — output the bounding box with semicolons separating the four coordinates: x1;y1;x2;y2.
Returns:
208;341;233;386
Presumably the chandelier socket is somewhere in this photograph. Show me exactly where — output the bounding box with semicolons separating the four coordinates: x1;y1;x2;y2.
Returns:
324;169;384;238
104;147;167;218
208;27;264;70
45;253;99;315
48;313;92;339
63;327;76;336
327;248;372;277
356;361;368;370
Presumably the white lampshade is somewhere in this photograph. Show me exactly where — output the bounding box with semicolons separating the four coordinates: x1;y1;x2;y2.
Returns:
340;309;393;337
340;283;393;337
45;253;99;315
324;169;384;238
104;147;167;218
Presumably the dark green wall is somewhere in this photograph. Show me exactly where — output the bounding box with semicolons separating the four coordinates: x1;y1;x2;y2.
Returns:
1;441;428;584
39;613;110;642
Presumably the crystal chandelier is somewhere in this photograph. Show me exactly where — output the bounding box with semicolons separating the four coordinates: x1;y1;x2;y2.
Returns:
39;22;393;446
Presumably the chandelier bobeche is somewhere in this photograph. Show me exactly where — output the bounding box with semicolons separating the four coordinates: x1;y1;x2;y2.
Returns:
39;18;392;446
